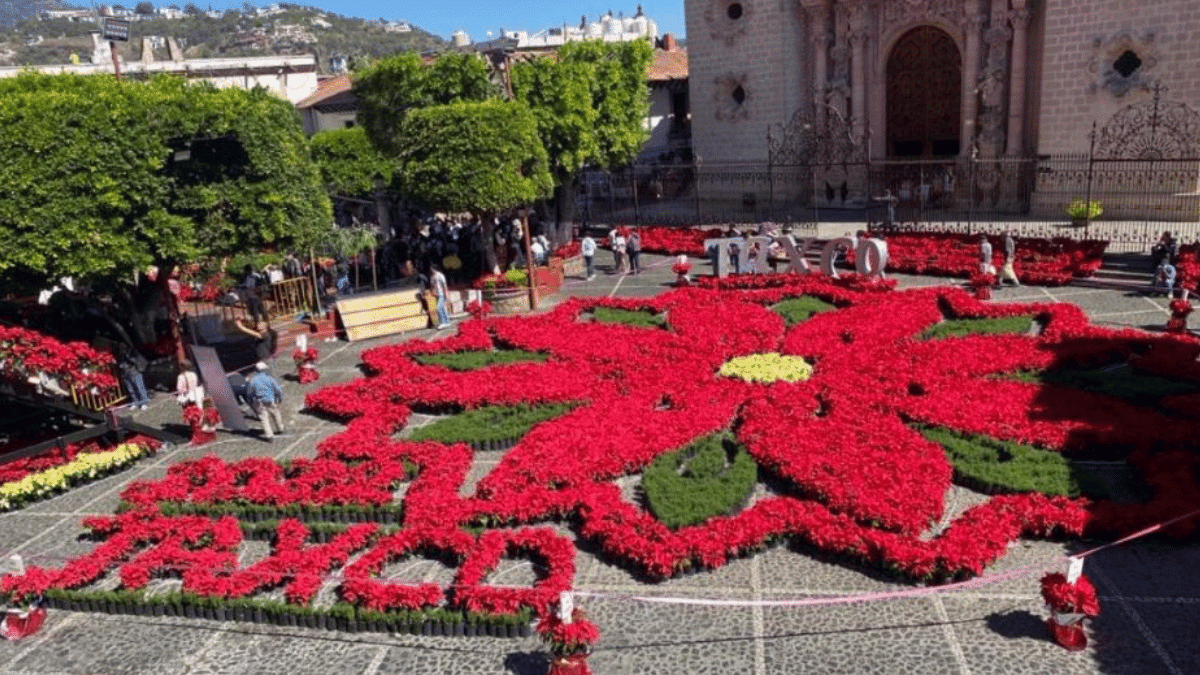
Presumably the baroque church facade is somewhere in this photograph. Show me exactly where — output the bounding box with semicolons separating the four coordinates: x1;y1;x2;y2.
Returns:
684;0;1200;218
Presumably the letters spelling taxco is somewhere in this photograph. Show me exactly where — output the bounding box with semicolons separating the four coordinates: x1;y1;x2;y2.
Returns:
704;236;889;279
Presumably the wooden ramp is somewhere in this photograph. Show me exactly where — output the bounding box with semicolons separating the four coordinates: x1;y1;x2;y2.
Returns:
335;289;431;341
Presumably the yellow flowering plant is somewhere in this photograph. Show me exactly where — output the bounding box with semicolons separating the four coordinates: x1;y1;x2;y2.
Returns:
718;353;813;384
0;442;152;512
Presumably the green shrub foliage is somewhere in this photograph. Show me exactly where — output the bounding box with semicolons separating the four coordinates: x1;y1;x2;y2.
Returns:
0;72;330;290
591;306;666;328
1006;365;1200;405
772;296;835;326
642;432;759;529
919;426;1109;498
918;316;1034;341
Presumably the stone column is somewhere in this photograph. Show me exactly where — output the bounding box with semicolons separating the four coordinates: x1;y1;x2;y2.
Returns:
847;1;868;143
803;0;831;125
1005;0;1031;156
961;0;984;156
978;0;1013;157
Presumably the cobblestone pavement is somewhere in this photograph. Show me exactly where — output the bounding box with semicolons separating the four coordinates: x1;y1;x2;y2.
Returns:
2;248;1196;675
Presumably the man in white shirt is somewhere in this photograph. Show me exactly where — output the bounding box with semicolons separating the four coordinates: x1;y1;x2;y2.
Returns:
431;265;450;329
581;235;596;280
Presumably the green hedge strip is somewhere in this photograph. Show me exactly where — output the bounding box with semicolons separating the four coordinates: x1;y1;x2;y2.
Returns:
413;350;548;371
409;402;576;444
1006;365;1200;404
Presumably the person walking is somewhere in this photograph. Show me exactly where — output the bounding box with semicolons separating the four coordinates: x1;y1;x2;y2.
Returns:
627;230;642;275
999;231;1021;286
581;234;596;280
608;227;621;272
235;317;277;369
118;344;150;411
246;366;285;441
175;358;205;408
239;264;266;325
612;230;628;274
979;235;995;276
431;264;451;329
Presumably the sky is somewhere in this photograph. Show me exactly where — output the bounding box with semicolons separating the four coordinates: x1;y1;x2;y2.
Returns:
205;1;687;43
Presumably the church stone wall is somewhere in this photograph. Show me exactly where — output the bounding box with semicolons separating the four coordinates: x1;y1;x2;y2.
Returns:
1036;0;1200;156
686;0;800;167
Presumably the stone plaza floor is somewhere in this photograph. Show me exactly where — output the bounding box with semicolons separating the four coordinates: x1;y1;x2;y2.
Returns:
1;249;1197;675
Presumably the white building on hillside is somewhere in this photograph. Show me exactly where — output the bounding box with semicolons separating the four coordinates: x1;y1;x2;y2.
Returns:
489;6;657;49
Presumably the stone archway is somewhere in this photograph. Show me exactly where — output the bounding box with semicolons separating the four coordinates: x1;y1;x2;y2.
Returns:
886;26;962;159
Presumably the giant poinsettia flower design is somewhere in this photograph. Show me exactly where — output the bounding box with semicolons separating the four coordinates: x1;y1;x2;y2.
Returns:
11;277;1200;618
298;275;1200;584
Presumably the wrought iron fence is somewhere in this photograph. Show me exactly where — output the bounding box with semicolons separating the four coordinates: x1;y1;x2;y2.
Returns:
583;154;1200;252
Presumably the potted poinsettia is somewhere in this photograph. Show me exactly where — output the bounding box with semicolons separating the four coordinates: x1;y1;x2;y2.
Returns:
1040;572;1101;650
182;399;220;446
671;255;692;287
538;606;600;675
1166;296;1193;333
292;347;320;383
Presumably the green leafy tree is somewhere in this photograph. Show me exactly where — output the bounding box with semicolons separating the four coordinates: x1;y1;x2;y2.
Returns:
511;57;598;245
309;126;396;198
353;51;496;156
397;99;552;272
513;39;652;244
0;72;330;346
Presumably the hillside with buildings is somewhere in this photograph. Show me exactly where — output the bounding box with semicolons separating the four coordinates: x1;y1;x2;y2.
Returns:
0;3;444;71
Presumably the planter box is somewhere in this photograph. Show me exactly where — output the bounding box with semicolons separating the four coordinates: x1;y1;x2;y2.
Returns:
483;288;530;315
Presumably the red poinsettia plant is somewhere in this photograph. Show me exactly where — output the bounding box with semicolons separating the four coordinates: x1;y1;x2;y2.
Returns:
538;607;601;657
1040;572;1101;617
968;272;995;299
0;325;119;397
553;241;582;259
181;402;219;429
1166;298;1193;334
466;300;492;320
293;347;319;367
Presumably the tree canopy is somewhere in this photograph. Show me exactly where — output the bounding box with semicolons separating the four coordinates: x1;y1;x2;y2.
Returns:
396;99;552;217
512;39;652;238
556;39;653;171
351;42;652;245
309;126;397;198
352;52;496;156
0;72;331;292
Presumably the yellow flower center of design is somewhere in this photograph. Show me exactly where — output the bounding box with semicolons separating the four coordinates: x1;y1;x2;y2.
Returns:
718;353;813;384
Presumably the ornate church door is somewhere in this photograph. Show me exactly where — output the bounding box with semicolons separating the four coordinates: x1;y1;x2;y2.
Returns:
886;26;962;158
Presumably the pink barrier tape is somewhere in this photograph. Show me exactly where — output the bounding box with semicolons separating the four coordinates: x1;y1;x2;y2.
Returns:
1071;508;1200;560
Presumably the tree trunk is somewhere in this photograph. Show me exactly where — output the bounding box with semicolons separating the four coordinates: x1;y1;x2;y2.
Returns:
480;215;499;274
